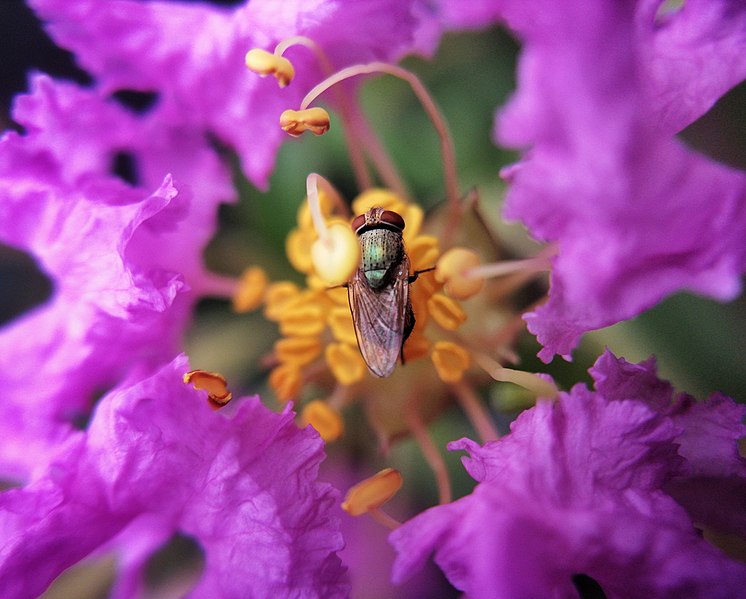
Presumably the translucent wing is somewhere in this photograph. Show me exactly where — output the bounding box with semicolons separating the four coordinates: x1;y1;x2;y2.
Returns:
348;255;410;377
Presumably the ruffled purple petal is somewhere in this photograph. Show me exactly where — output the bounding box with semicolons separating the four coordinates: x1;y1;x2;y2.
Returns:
12;74;235;292
392;388;746;597
0;134;190;477
589;349;674;411
0;356;348;598
488;0;746;361
636;0;746;133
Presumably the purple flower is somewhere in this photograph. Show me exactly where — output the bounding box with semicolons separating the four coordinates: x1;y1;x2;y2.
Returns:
0;354;348;598
390;350;746;598
29;0;433;188
441;0;746;361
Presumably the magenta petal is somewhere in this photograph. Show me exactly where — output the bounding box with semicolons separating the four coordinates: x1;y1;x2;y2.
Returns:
0;133;192;477
0;356;348;598
489;0;746;360
392;355;746;596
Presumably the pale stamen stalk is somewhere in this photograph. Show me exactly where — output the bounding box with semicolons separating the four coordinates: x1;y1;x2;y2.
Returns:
406;404;452;505
368;507;401;530
275;37;372;190
450;382;500;442
192;273;240;298
300;62;460;219
466;255;552;280
327;383;351;411
475;353;560;399
315;175;351;218
467;244;558;281
306;173;330;244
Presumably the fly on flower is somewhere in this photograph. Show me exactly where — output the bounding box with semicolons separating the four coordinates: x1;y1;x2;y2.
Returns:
242;37;559;447
347;207;416;377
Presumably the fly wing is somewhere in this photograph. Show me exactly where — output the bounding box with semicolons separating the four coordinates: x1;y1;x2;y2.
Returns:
348;256;410;378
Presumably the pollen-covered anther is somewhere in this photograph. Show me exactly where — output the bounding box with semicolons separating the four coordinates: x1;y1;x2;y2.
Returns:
183;370;233;408
232;266;269;313
280;107;330;137
278;298;326;337
301;400;344;442
435;248;484;300
342;468;403;516
427;293;467;330
245;48;295;87
431;341;471;383
275;336;323;366
269;363;303;403
326;343;367;386
311;222;361;286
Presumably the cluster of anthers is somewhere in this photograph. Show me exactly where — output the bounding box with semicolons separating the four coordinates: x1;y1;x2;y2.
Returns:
190;37;559;526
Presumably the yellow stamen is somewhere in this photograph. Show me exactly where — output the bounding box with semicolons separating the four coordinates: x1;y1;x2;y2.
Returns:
352;188;405;215
232;266;269;313
183;370;232;408
324;286;349;306
280;107;330;137
311;223;360;286
275;336;323;366
342;468;403;516
245;48;295;87
431;341;470;383
402;331;429;363
302;173;360;285
301;400;344;442
407;235;440;271
435;247;484;300
268;363;303;403
427;294;467;331
328;307;358;345
278;300;326;337
264;281;301;321
326;343;367;385
286;227;316;274
401;204;424;243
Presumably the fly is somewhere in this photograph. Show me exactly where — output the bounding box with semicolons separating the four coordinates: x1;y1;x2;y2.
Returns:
347;207;425;377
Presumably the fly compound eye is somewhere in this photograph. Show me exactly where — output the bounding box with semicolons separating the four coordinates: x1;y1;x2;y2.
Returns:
351;209;406;234
351;213;366;233
380;210;405;231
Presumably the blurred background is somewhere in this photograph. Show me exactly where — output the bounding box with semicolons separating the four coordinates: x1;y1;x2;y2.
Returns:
1;0;745;597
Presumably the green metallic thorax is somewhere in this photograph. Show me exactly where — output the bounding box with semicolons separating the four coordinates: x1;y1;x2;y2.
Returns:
358;228;405;290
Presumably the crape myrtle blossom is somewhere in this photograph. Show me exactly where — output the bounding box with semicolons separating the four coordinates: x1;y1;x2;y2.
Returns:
391;349;746;598
28;0;438;188
0;0;436;480
441;0;746;361
0;355;348;598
